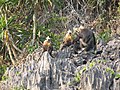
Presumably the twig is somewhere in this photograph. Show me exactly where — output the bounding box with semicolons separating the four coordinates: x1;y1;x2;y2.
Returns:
32;13;36;45
6;42;15;65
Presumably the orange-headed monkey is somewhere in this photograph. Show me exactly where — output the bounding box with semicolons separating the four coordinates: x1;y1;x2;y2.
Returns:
60;30;73;50
42;36;53;56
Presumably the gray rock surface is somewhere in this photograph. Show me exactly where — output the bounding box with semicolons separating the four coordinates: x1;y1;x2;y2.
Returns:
0;38;120;90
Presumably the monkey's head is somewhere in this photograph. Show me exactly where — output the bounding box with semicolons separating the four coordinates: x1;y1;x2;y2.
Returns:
43;36;51;47
46;36;51;42
73;25;85;34
73;27;78;33
79;25;85;30
67;30;72;35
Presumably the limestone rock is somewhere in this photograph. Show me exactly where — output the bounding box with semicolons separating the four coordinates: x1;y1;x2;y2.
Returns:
0;38;120;90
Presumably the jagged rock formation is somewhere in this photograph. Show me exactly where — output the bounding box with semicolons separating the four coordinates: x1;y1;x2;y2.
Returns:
78;60;120;90
0;38;120;90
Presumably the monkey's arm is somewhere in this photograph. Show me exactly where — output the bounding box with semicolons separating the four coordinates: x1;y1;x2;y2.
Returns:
72;35;80;44
73;32;83;43
80;38;87;46
60;41;72;50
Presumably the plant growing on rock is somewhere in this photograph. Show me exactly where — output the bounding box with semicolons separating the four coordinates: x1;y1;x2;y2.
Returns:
74;66;87;83
89;61;96;68
106;67;115;75
115;73;120;80
13;85;27;90
0;65;7;80
1;75;9;81
96;28;111;43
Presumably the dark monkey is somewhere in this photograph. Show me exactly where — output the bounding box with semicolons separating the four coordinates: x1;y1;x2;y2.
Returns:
73;25;96;53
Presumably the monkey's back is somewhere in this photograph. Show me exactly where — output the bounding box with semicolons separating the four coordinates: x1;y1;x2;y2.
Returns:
80;29;96;51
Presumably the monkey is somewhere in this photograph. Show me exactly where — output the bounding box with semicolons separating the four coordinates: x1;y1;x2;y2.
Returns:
73;25;96;53
42;36;53;57
60;30;73;50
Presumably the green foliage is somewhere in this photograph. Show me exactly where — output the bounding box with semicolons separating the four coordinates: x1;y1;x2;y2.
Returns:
81;67;87;73
36;14;67;50
0;15;17;53
0;0;119;63
74;72;81;83
0;0;19;6
0;16;5;43
115;73;120;79
16;71;21;75
0;31;3;42
41;0;64;11
87;0;97;7
89;61;96;68
106;68;120;79
0;16;5;30
106;67;115;75
97;59;107;63
2;75;9;81
0;65;7;80
97;29;111;43
117;2;120;14
53;0;64;10
27;43;38;53
97;60;101;63
0;0;5;6
74;66;87;83
12;85;27;90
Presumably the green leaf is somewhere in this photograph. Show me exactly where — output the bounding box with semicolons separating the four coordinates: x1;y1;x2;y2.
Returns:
2;75;9;81
89;61;96;68
106;68;114;75
0;0;6;6
115;73;120;79
0;31;3;41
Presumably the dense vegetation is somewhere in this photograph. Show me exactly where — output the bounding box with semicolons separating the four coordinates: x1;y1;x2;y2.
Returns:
0;0;120;80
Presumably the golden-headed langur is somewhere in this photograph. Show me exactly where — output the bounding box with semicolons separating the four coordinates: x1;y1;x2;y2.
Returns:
60;30;73;50
42;36;53;56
